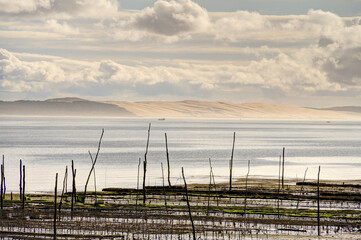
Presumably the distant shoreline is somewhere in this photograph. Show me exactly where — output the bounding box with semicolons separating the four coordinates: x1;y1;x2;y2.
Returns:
1;97;361;120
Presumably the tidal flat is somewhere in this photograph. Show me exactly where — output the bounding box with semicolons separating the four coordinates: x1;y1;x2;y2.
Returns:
0;178;360;239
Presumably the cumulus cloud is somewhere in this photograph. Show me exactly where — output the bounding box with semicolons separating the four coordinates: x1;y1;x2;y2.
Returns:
0;49;66;92
45;19;79;35
130;0;210;36
323;46;361;86
212;11;270;42
52;0;118;19
295;10;361;87
0;0;53;14
0;47;353;100
229;48;343;93
0;0;118;19
206;9;361;90
1;2;361;104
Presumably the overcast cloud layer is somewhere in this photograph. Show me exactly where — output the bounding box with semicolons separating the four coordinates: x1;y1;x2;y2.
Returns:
1;0;361;107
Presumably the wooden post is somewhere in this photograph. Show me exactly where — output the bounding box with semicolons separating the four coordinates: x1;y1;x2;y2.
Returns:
296;168;308;210
59;166;68;215
182;167;196;240
2;155;5;198
208;158;218;206
317;166;321;236
207;158;212;216
84;129;104;199
277;155;281;218
19;159;22;201
281;147;285;188
136;157;141;210
229;132;236;191
2;175;5;199
165;133;172;187
93;161;97;205
143;123;151;204
1;163;3;210
161;163;167;212
142;159;147;204
22;165;25;209
71;160;76;211
88;152;97;206
244;160;250;214
54;173;58;240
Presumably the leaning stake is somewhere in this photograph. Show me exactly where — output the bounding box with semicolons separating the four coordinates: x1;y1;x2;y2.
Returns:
136;157;141;210
229;132;236;191
244;160;251;214
207;159;211;216
88;152;97;205
165;133;172;187
143;123;151;204
59;166;68;216
296;167;308;210
161;163;167;212
182;167;196;240
84;129;104;200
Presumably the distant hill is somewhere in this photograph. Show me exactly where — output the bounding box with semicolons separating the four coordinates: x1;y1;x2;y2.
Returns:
0;97;134;117
318;106;361;114
1;98;361;120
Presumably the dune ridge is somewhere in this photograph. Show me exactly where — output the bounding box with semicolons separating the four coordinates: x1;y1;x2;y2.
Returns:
106;100;361;120
1;98;360;120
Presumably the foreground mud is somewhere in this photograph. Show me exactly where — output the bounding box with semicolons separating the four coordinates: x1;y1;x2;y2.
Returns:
0;178;360;239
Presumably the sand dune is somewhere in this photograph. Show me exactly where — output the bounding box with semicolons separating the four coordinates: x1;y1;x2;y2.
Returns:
1;98;360;119
106;100;361;120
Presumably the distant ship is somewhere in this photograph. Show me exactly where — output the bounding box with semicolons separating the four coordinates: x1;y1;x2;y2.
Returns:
158;118;166;121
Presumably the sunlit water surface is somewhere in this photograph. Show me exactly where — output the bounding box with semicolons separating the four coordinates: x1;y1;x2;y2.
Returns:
1;117;360;193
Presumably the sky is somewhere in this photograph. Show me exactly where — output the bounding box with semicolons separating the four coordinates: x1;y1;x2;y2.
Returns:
0;0;361;107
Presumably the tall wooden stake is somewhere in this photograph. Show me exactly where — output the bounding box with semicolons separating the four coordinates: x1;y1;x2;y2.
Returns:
165;133;172;187
229;132;236;191
317;165;321;236
244;160;250;214
1;163;3;210
71;160;76;211
2;155;5;198
281;147;285;188
161;163;167;212
208;158;218;206
22;165;25;209
19;159;22;200
59;166;68;215
84;129;104;199
182;167;196;240
143;123;151;204
54;173;58;240
207;158;212;216
88;152;97;205
277;155;281;217
136;157;141;210
296;167;308;210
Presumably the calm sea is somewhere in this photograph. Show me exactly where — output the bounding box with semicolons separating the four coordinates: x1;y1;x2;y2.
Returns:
0;117;360;193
